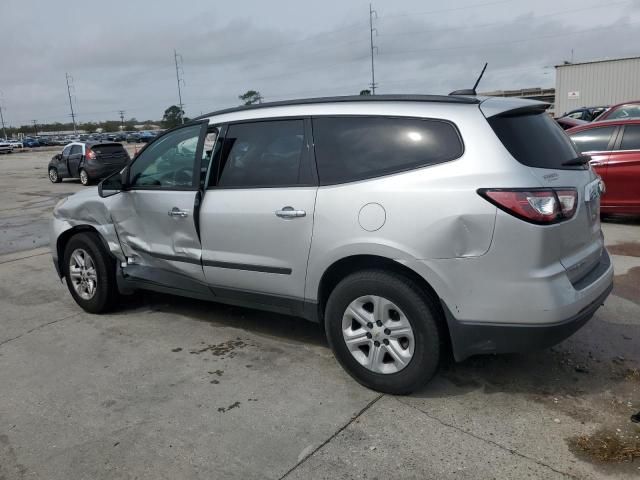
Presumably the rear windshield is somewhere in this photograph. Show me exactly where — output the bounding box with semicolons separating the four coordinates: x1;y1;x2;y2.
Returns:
488;112;579;169
90;143;129;158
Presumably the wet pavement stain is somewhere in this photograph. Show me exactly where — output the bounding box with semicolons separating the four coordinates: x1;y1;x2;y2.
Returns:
608;242;640;257
171;347;182;352
613;267;640;305
189;338;250;358
218;401;241;413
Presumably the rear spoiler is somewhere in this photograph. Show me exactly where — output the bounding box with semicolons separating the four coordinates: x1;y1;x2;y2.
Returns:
479;97;550;119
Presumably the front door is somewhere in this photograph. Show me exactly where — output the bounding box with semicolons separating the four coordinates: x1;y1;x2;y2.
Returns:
109;122;208;289
200;118;318;305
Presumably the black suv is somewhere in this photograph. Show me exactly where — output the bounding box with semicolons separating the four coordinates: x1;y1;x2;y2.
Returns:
48;142;131;185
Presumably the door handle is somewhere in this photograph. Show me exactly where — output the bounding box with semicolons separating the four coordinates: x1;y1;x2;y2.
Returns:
168;207;189;218
275;206;306;219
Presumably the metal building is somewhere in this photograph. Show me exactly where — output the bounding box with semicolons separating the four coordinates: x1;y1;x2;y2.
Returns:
555;56;640;117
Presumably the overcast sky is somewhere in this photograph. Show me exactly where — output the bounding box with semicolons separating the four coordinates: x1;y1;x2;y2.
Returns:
1;0;639;126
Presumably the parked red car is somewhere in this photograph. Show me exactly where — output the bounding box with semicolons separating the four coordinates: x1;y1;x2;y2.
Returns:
567;119;640;214
596;101;640;121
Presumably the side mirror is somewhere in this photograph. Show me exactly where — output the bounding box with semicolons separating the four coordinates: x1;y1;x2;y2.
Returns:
99;166;128;198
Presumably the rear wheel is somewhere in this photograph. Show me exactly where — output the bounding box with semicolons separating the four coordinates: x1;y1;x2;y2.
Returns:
63;232;119;313
48;167;62;183
325;270;442;394
79;169;91;186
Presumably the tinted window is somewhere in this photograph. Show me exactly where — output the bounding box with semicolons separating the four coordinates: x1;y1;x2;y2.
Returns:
312;116;463;184
217;120;305;188
620;125;640;150
606;104;640;120
129;124;201;189
91;144;127;156
569;126;616;153
70;145;82;155
489;112;579;169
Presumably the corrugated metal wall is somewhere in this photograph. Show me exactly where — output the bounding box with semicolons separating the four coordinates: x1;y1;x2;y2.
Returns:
555;57;640;116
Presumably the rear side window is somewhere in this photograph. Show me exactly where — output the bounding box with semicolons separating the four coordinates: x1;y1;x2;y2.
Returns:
488;112;579;169
217;120;305;188
312;116;463;185
569;126;617;153
70;145;82;155
620;125;640;150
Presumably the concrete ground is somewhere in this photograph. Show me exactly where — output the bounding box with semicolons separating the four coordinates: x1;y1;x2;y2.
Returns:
1;149;639;479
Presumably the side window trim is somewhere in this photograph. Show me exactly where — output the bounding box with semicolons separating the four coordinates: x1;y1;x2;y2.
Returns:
206;116;317;190
609;125;622;151
204;123;227;189
127;121;209;192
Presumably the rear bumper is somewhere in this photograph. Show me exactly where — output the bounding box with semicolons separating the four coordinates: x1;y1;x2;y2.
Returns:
84;164;126;179
444;276;613;361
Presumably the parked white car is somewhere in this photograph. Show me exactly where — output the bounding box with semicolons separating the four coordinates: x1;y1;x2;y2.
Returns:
0;140;13;153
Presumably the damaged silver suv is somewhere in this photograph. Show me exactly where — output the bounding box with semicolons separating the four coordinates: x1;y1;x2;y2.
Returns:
51;95;613;394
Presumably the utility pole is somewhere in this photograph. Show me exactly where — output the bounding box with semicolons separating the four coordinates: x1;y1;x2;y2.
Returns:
0;104;6;139
174;49;185;124
65;73;77;135
369;3;378;94
118;110;125;130
31;120;38;136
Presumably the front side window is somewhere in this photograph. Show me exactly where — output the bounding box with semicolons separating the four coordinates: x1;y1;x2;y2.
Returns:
216;120;305;188
313;116;463;185
620;124;640;150
62;145;72;156
129;124;202;189
570;126;616;153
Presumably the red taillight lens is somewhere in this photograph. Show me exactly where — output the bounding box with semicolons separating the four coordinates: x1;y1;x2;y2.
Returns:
478;188;578;224
86;148;96;160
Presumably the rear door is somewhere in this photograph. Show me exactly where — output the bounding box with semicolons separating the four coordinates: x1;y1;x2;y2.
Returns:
67;144;84;177
200;118;317;305
606;124;640;212
109;122;209;289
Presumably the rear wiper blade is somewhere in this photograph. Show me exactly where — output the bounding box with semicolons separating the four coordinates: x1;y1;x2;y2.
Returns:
561;154;591;166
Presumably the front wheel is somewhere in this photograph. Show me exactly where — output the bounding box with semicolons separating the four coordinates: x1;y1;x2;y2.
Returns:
49;167;62;183
63;232;119;313
79;169;91;186
325;270;443;394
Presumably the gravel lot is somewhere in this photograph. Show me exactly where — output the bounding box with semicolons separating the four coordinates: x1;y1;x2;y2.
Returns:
1;148;639;479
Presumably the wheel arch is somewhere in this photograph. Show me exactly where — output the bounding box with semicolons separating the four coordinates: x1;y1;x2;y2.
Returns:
55;225;112;278
316;255;446;324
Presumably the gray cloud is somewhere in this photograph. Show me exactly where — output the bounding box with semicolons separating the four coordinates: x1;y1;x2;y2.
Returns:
1;0;638;125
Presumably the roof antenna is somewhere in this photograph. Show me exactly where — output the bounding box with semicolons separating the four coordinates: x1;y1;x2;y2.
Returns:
449;62;488;96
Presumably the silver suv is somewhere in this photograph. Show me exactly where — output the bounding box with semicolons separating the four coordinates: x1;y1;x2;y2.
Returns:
51;95;613;394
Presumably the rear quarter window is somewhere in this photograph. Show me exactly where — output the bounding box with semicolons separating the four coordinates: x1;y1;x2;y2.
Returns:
312;116;464;185
488;112;579;169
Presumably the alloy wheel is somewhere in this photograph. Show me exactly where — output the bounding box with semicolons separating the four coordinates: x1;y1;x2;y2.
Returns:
341;295;415;374
49;169;58;182
69;248;98;300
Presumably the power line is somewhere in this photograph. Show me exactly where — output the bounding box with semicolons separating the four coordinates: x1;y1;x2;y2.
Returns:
174;49;185;124
369;3;378;94
65;73;77;135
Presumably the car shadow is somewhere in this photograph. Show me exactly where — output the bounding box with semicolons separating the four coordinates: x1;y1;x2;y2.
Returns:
116;290;329;348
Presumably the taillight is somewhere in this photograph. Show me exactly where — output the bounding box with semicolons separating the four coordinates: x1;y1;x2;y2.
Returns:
86;148;96;160
478;188;578;225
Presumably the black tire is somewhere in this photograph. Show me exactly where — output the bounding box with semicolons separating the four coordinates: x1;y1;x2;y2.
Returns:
325;270;443;395
48;167;62;183
63;232;119;313
79;169;91;186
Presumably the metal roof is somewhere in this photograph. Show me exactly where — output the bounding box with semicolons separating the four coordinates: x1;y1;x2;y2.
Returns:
195;94;480;120
555;56;640;68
